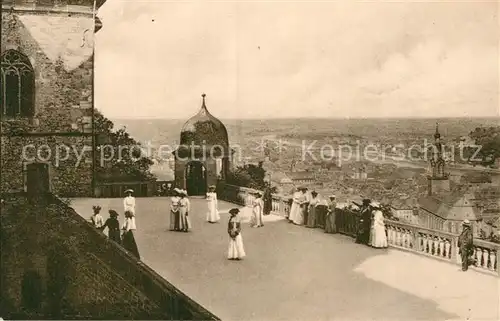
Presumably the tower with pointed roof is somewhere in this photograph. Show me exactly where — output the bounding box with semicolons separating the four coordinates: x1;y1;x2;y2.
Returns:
1;0;106;196
427;122;450;196
173;94;233;195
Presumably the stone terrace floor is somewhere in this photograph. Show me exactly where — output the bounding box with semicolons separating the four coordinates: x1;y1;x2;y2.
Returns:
71;197;499;321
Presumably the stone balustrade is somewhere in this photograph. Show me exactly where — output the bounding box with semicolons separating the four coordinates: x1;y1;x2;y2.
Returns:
217;183;499;276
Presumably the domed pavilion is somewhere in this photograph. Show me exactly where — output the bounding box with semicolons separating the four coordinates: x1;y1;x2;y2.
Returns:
173;94;233;195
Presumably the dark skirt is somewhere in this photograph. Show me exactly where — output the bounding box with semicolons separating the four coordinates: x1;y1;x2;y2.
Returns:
315;205;327;229
122;230;140;259
108;229;121;244
325;213;337;234
302;202;310;225
306;206;316;228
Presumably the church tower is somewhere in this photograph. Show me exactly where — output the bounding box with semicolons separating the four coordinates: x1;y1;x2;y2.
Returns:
427;123;450;195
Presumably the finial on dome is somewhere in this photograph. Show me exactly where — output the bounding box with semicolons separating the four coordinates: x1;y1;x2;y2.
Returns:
201;93;207;108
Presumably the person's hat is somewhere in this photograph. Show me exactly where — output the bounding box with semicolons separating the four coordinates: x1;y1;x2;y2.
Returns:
209;185;216;189
370;201;381;208
229;208;240;215
93;205;102;211
108;210;119;217
124;210;133;218
174;188;181;193
362;199;371;205
462;219;471;226
311;190;318;195
329;194;336;199
124;189;134;194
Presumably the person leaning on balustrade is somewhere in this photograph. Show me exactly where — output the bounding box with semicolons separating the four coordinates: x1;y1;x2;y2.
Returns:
305;191;319;228
324;195;337;234
458;220;476;271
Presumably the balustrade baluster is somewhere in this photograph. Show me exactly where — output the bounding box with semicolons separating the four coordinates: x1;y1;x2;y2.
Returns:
444;240;451;259
395;228;401;246
388;226;395;245
489;250;497;271
431;237;438;256
475;248;482;267
480;248;487;269
424;235;430;254
438;238;444;257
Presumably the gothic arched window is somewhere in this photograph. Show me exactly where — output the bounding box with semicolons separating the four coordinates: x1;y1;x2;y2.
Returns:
1;49;35;118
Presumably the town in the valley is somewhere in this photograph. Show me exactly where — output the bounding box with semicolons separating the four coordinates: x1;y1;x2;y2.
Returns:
1;0;499;320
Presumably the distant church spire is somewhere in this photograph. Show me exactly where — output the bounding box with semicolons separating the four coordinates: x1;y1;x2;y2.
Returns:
434;122;441;140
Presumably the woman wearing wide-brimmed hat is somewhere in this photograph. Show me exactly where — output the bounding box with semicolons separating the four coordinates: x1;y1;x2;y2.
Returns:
368;202;387;249
458;219;476;271
306;191;319;228
100;210;121;244
122;210;140;259
90;205;104;228
227;208;246;260
178;189;191;232
206;185;220;223
324;195;337;233
250;191;264;228
290;186;307;225
123;189;135;212
170;188;181;231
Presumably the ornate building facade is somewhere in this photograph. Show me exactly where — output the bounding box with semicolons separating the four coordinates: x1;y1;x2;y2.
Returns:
0;0;105;196
173;94;232;195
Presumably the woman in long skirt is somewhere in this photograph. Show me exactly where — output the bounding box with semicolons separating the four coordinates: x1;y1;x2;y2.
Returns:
290;187;306;225
206;185;220;223
263;184;273;215
170;188;181;230
369;202;388;248
100;210;121;244
122;211;140;259
227;208;246;260
306;191;319;227
251;192;264;227
178;190;191;232
325;195;337;234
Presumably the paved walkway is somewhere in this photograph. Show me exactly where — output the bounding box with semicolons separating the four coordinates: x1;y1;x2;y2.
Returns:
71;197;499;321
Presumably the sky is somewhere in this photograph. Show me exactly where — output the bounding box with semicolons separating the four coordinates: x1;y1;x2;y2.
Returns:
94;0;500;119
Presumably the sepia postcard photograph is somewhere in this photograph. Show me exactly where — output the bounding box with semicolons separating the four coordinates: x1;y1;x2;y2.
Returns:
0;0;499;320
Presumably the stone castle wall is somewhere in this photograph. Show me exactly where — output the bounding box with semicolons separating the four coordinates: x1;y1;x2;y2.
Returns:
1;7;95;196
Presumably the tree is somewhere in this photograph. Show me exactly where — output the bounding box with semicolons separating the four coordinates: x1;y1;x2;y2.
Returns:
468;126;500;164
226;161;269;190
94;110;155;182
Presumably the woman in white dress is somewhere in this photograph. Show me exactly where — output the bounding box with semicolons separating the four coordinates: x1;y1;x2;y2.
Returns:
369;202;388;249
291;187;307;225
251;192;264;228
178;190;191;232
123;189;136;229
288;187;303;223
170;188;181;231
206;185;220;223
227;208;246;260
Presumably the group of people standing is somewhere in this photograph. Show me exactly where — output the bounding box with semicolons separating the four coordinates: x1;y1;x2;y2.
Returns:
287;187;388;249
355;199;388;249
90;189;141;259
169;188;192;232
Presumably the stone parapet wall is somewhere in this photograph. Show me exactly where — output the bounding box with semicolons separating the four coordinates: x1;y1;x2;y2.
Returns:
0;193;220;319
